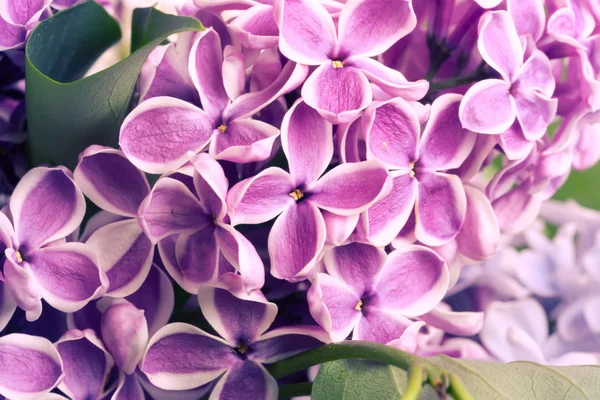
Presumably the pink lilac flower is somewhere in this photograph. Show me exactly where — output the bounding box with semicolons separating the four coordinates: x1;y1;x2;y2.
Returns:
141;276;329;399
273;0;429;124
226;100;392;282
0;0;52;50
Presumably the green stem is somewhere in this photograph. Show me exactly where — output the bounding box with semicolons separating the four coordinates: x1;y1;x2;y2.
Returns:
278;382;313;399
448;374;473;400
266;341;421;379
401;363;427;400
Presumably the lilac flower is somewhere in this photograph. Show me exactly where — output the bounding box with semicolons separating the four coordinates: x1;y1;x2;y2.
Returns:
459;11;557;151
120;27;307;174
273;0;429;123
0;0;52;50
480;298;600;365
226;100;392;281
360;94;476;247
307;242;449;342
141;276;329;398
0;333;63;399
0;166;107;322
73;145;154;297
138;152;265;292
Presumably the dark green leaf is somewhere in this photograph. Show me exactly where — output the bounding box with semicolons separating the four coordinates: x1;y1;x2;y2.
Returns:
313;357;600;400
25;1;203;169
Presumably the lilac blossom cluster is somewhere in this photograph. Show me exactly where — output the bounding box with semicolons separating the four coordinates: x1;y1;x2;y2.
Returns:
1;0;600;399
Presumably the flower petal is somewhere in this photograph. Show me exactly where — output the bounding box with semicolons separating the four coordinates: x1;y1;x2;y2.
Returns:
323;242;386;297
507;0;546;42
101;299;148;375
273;0;337;65
0;17;25;50
28;243;107;313
210;118;279;163
189;152;228;221
282;100;333;186
310;160;392;216
363;97;419;169
0;0;51;27
226;167;295;226
345;56;429;100
477;11;522;81
337;0;416;58
456;185;500;261
74;146;150;218
252;326;330;363
418;93;477;171
496;123;535;160
420;305;484;336
197;285;277;344
56;329;113;400
209;361;278;400
302;63;372;124
458;79;516;134
515;50;555;97
322;211;359;247
374;245;448;317
126;264;174;338
307;272;361;341
353;308;416;344
0;281;16;332
268;201;326;282
175;227;220;293
86;220;154;297
11;167;85;249
112;372;144;400
188;28;228;119
138;177;211;243
119;97;213;174
415;172;467;246
4;250;42;321
492;185;542;234
229;5;279;50
141;323;236;391
513;89;558;141
222;45;246;102
361;172;417;247
0;333;63;400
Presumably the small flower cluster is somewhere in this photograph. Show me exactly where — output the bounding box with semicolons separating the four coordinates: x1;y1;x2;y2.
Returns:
1;0;600;399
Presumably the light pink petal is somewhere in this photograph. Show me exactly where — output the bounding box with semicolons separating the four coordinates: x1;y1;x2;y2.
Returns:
374;245;449;317
507;0;545;42
353;309;416;344
496;123;535;160
222;45;246;102
3;250;42;322
515;50;555;97
210;118;279;163
11;167;85;249
138;177;211;243
307;272;361;341
363;97;420;169
345;56;429;100
86;220;153;297
229;4;279;50
302;63;372;124
323;242;386;296
456;185;500;261
269;201;326;282
0;281;16;332
188;28;229;119
0;18;25;50
273;0;337;65
492;186;542;234
337;0;416;57
119;97;213;174
459;79;516;134
418;93;477;171
362;172;417;247
0;333;63;400
0;0;52;27
310;160;392;216
282;99;333;186
477;11;523;81
513;90;558;141
420;304;484;336
322;211;359;247
415;172;467;246
226;167;295;226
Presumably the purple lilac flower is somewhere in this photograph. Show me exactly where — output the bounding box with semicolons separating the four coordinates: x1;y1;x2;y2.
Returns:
307;242;449;342
73;145;155;297
0;166;107;323
0;0;52;50
226;100;392;282
120;27;307;174
138;152;265;292
274;0;429;124
141;276;329;398
0;333;63;399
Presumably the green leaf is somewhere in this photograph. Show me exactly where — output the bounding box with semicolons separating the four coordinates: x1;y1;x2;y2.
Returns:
25;1;203;169
313;357;600;400
553;162;600;210
312;359;437;400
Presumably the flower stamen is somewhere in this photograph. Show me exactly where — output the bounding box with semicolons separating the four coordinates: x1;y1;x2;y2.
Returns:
332;60;344;69
15;251;23;263
237;342;248;355
409;161;415;178
355;299;363;311
289;189;304;201
218;124;227;133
